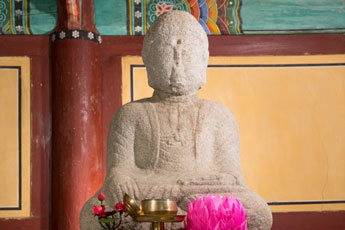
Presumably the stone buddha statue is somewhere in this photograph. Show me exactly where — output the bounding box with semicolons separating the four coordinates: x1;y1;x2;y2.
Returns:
80;10;272;230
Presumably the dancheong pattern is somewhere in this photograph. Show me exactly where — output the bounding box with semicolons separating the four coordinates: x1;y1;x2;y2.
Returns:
128;0;242;35
1;0;344;35
0;0;31;34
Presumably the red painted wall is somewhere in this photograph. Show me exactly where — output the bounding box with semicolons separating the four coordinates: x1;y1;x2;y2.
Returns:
0;36;52;229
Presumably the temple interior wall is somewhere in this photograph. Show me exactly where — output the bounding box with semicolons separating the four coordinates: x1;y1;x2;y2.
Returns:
0;0;344;228
122;55;345;213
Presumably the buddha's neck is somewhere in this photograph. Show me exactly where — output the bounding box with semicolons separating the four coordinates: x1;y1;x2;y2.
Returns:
152;90;199;103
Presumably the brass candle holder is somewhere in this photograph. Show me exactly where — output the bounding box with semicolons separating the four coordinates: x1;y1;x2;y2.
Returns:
123;194;185;230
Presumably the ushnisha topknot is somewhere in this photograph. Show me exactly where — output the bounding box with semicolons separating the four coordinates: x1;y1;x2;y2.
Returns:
142;10;209;95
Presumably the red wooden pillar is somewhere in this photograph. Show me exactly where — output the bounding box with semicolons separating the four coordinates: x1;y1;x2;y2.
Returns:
51;1;103;229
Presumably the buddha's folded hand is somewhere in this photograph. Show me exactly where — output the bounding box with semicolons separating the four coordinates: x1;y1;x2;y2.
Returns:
176;173;236;186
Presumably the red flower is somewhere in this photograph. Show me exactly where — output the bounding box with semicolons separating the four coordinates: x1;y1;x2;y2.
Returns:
97;192;105;201
92;205;106;216
114;202;126;212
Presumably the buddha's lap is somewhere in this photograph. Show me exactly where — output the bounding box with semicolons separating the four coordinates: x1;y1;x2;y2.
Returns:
106;177;260;202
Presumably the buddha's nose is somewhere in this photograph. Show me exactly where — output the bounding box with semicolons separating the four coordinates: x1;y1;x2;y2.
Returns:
173;39;182;66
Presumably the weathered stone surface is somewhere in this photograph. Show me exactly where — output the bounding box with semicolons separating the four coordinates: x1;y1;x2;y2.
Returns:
80;11;272;230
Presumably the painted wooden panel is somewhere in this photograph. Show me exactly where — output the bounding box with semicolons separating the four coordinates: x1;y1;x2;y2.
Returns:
96;0;345;35
0;69;19;208
94;0;127;35
94;0;345;35
1;0;344;35
241;0;345;34
0;0;56;35
0;0;32;34
29;0;57;34
0;36;51;228
0;57;30;218
122;55;345;212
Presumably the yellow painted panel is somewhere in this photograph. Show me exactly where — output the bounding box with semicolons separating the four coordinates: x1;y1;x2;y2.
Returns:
122;55;345;212
0;57;31;218
0;69;19;208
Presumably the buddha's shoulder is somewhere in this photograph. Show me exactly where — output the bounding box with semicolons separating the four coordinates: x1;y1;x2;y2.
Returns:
113;98;152;118
199;99;234;116
199;99;238;127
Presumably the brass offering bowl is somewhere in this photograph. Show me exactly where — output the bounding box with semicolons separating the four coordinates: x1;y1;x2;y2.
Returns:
140;199;178;216
123;194;141;217
123;194;184;230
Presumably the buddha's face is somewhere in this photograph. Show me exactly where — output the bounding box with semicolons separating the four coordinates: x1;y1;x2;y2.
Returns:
142;11;209;95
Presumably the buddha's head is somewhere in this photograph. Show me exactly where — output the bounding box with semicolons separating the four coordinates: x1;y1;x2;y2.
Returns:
142;10;209;95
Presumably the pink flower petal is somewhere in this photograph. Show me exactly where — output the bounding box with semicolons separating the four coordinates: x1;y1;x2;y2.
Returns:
185;193;247;230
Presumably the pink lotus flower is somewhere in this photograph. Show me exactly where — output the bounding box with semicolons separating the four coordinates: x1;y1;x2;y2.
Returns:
185;194;247;230
114;202;126;212
97;192;105;201
92;205;106;217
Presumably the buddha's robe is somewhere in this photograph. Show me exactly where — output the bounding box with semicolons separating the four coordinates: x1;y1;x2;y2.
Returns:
80;91;272;230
